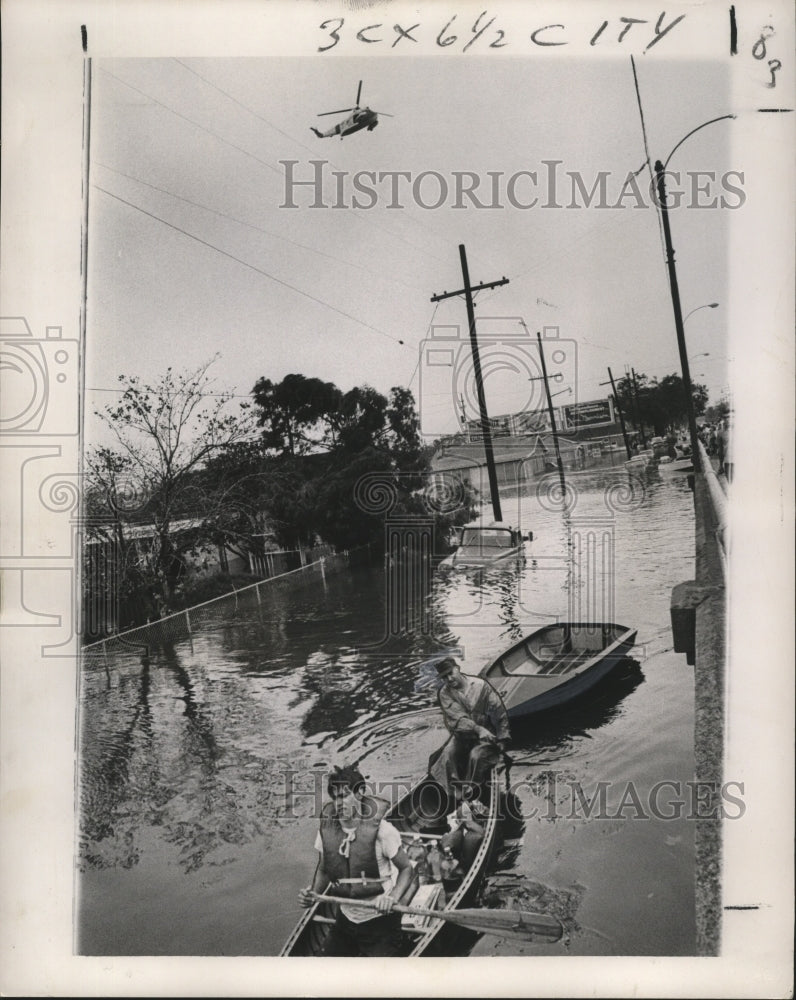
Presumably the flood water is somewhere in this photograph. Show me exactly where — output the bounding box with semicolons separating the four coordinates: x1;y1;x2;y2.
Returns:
77;466;698;956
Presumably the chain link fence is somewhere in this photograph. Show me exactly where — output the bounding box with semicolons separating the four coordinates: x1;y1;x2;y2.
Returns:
81;544;373;668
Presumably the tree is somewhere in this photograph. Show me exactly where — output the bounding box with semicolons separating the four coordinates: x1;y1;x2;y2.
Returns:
93;357;255;601
616;371;708;437
252;376;424;463
252;373;341;455
333;385;389;453
193;439;280;562
82;447;153;634
705;396;730;423
248;374;475;554
199;446;324;552
385;385;423;469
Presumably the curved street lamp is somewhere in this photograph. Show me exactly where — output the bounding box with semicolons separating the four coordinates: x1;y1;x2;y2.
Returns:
662;116;736;171
654;118;734;470
684;303;719;324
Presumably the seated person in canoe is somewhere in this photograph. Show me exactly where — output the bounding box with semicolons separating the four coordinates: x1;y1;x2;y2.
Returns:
429;657;510;802
441;796;488;872
297;764;414;956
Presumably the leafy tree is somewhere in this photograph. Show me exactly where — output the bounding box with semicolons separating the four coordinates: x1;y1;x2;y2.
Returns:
385;385;423;468
616;371;708;437
82;447;156;633
93;357;254;601
333;385;389;453
249;374;474;554
252;373;341;455
193;439;281;562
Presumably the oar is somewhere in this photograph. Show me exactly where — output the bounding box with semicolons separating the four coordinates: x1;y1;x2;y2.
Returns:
309;892;563;943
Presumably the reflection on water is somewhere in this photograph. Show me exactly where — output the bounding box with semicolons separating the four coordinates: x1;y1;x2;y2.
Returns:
78;468;697;955
507;659;645;759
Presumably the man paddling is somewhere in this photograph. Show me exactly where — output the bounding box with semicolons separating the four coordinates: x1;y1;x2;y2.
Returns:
429;657;510;800
298;764;414;956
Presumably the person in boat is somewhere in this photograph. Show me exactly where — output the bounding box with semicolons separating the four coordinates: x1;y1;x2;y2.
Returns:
297;764;414;957
428;657;510;802
441;795;488;872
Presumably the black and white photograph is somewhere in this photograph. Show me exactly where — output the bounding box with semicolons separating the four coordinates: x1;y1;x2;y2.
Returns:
1;1;793;996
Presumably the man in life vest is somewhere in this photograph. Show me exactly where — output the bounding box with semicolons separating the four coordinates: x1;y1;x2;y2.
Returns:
429;657;510;801
297;764;414;956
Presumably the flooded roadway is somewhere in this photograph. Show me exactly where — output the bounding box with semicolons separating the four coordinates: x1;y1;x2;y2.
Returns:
77;466;698;956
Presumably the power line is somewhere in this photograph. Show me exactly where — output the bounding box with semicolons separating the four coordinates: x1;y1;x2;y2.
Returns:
174;58;325;164
170;58;454;268
93;161;418;293
94;183;406;346
407;302;439;391
473;209;630;311
630;55;667;266
98;67;283;177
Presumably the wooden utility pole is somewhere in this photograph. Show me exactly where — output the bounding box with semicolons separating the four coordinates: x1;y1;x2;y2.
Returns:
431;245;508;522
624;366;643;446
523;324;566;498
631;368;648;448
602;368;633;460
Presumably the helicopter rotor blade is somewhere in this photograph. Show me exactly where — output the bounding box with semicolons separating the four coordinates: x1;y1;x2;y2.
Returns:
371;111;394;117
356;80;363;106
317;108;355;116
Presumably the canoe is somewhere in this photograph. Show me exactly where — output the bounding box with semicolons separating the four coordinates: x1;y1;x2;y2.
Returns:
480;622;637;719
280;767;501;957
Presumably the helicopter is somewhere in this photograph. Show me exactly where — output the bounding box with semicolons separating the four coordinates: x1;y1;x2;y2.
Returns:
311;81;393;139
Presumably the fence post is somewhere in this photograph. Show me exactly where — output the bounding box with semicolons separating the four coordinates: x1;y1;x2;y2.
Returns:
320;556;326;582
185;609;192;634
255;581;261;605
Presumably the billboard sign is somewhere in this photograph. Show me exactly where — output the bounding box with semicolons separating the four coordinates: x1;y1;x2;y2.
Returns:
563;398;614;429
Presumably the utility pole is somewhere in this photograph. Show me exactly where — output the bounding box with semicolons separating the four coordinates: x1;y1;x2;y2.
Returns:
654;159;702;471
523;323;566;498
631;368;647;448
601;368;633;460
624;366;643;447
431;245;509;522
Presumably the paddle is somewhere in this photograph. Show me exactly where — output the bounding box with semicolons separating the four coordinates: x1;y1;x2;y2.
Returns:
309;891;563;943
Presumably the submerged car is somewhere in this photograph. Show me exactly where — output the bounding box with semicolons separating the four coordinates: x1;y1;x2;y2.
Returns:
440;521;533;569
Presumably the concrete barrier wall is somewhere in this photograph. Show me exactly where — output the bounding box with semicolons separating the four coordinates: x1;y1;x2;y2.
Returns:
671;443;728;956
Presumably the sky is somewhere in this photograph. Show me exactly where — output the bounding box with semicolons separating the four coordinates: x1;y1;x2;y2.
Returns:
86;54;733;445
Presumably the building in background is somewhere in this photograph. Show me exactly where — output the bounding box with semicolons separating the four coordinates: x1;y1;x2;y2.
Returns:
432;396;633;502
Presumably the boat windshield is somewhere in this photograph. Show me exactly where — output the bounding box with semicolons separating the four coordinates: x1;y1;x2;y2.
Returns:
460;528;514;549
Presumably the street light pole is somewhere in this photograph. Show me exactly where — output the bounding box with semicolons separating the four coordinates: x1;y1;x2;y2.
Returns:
652;115;734;472
653;158;702;471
